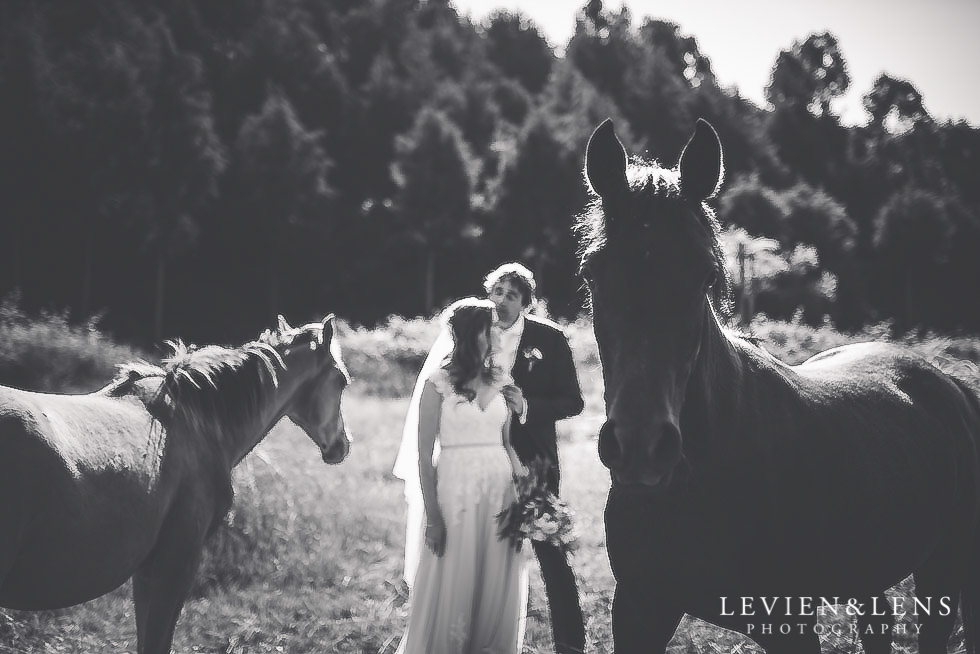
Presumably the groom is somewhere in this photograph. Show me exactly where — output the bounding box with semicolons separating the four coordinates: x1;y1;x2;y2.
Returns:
485;262;586;654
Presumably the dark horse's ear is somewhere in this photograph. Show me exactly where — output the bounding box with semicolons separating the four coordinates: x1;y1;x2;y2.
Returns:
586;119;629;201
678;119;723;200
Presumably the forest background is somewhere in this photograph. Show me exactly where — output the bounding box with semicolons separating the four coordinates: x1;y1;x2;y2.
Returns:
2;0;979;347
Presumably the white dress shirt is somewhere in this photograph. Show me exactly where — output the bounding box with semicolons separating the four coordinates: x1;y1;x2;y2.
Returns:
492;314;528;422
492;313;525;373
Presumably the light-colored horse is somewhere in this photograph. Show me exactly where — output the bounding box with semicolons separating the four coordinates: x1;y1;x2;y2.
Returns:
0;314;351;654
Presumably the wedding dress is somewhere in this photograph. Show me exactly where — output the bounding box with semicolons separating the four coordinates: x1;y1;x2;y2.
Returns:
395;367;529;654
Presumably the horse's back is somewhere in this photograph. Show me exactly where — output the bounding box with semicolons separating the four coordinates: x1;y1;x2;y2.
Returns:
0;384;178;609
794;341;976;413
0;382;168;503
0;383;165;503
787;341;980;459
799;341;928;376
727;340;980;593
0;383;156;456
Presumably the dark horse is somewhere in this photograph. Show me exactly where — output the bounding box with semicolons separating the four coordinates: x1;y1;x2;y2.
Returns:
577;118;980;653
0;314;350;654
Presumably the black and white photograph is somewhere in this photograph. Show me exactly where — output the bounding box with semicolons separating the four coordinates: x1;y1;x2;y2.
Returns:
1;0;979;652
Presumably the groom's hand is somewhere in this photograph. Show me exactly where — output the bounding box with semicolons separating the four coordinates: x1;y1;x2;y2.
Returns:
502;384;525;417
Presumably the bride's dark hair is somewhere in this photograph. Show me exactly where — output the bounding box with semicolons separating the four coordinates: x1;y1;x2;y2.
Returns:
441;297;497;401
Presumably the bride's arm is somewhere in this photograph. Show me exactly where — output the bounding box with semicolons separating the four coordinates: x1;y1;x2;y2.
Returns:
418;380;446;556
502;412;527;476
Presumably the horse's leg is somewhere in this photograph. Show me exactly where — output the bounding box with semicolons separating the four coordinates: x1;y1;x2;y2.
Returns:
856;595;894;654
132;530;207;654
914;557;962;654
611;581;682;653
0;521;21;592
0;468;29;596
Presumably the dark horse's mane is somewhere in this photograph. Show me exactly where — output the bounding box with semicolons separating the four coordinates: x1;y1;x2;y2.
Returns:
107;331;300;439
573;156;734;321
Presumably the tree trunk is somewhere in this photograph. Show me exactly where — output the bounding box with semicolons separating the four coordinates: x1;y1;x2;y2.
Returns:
81;226;94;318
904;274;917;333
424;248;436;314
737;244;751;326
267;268;279;319
154;251;166;343
10;220;22;291
534;252;547;293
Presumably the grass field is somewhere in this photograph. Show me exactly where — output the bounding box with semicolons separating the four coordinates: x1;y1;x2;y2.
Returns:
1;313;976;653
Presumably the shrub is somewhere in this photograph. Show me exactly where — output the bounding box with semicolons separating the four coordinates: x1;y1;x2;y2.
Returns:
0;293;145;393
336;315;441;397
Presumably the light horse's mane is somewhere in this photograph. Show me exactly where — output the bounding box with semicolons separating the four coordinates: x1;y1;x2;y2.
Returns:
108;330;307;443
573;156;735;321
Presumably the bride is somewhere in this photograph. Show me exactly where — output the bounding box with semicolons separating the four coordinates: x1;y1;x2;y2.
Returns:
393;297;529;653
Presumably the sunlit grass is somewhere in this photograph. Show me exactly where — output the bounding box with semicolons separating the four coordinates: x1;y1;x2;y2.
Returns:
0;396;616;653
4;394;964;653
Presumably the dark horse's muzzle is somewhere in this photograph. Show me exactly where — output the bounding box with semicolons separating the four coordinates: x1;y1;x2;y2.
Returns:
598;418;681;489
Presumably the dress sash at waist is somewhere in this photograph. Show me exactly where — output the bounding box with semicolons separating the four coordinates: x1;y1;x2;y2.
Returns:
440;442;501;449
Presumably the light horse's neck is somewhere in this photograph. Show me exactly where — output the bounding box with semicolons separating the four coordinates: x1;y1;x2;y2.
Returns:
221;360;315;470
151;342;313;475
226;377;296;468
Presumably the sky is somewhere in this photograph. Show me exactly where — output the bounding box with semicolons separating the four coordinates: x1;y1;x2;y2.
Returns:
451;0;980;127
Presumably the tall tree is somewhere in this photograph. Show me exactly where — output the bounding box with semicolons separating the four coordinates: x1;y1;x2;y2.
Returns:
765;32;851;186
487;107;592;314
718;176;786;238
483;11;555;94
621;34;694;156
636;19;714;88
863;74;929;134
232;89;333;320
779;183;857;272
138;19;225;342
392;107;477;313
872;188;954;331
566;0;636;110
0;5;50;296
766;32;849;117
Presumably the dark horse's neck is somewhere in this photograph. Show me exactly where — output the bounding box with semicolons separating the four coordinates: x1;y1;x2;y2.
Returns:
679;305;749;471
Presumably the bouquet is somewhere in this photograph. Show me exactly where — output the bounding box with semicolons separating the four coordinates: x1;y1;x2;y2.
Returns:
496;458;578;555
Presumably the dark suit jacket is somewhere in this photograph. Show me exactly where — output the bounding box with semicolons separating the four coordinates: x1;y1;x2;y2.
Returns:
509;315;585;493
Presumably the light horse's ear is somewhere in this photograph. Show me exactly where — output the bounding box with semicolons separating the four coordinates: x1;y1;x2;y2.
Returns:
277;314;292;334
678;118;723;200
586;119;629;201
318;314;336;346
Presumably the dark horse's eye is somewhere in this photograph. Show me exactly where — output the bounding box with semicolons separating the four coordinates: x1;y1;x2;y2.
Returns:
705;269;719;290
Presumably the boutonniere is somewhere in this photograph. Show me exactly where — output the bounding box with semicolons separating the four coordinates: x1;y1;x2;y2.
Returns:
522;347;544;371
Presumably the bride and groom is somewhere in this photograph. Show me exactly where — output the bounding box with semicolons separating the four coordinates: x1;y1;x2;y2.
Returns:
392;262;586;653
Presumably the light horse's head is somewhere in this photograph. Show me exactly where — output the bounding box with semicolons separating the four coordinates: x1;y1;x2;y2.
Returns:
577;119;730;489
268;314;352;464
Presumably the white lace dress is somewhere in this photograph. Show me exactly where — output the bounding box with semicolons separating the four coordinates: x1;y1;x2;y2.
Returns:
396;368;529;654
